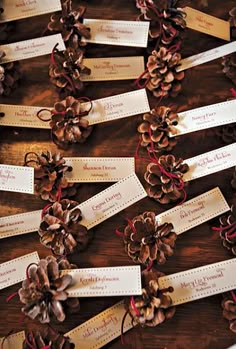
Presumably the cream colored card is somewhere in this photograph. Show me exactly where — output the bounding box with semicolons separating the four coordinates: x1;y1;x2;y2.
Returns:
81;57;145;81
61;266;142;297
65;157;135;182
184;7;230;41
159;258;236;306
66;301;133;349
170;99;236;137
0;331;25;349
0;210;41;239
177;41;236;72
0;34;65;64
183;143;236;182
82;19;149;47
0;164;34;194
156;187;229;235
0;252;39;290
0;0;61;23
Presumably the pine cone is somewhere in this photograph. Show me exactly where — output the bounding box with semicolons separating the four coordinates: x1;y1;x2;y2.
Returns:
222;293;236;333
144;155;189;204
124;269;175;327
0;50;21;96
231;167;236;191
19;256;80;324
49;47;91;97
218;205;236;256
24;329;75;349
122;211;176;265
137;106;178;153
50;96;93;148
48;0;90;49
222;53;236;86
39;199;91;256
25;151;77;202
145;47;184;98
229;7;236;38
217;123;236;144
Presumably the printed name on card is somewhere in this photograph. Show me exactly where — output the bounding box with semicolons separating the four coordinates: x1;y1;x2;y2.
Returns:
0;252;39;290
184;7;230;41
82;19;149;47
0;331;25;349
183;143;236;182
0;34;65;64
61;266;142;297
0;0;61;23
0;164;34;194
156;187;229;235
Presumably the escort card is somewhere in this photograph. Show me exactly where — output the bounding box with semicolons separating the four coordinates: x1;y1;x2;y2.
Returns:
64;157;135;182
183;143;236;182
177;41;236;72
156;187;229;235
0;331;25;349
0;164;34;194
81;57;145;81
184;7;230;41
0;210;41;239
82;19;149;47
0;0;61;23
0;34;65;64
61;266;142;297
169;99;236;137
0;252;39;290
158;258;236;306
66;301;133;349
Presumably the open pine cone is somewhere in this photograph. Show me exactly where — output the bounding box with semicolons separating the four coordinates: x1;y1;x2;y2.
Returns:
222;53;236;86
47;0;90;49
0;50;21;96
144;155;189;204
124;269;175;327
145;47;184;98
50;96;93;148
218;205;236;256
24;329;75;349
222;292;236;333
137;106;178;153
217;123;236;144
19;256;79;324
122;211;176;265
229;7;236;38
231;167;236;191
25;151;77;202
39;199;91;256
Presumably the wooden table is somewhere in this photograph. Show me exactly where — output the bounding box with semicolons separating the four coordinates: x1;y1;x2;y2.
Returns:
0;1;236;348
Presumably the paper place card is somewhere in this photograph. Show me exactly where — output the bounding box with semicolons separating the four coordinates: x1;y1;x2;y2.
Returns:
81;57;145;81
0;0;61;23
61;266;142;297
0;252;39;290
0;34;65;64
156;187;229;235
66;301;133;349
159;258;236;306
65;157;135;182
177;41;236;72
0;164;34;194
78;173;147;229
0;331;25;349
170;99;236;137
0;210;41;239
183;143;236;182
82;19;149;47
184;7;230;41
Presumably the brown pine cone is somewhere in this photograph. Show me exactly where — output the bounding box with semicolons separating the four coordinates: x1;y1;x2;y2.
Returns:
24;151;77;202
47;0;90;49
18;256;80;324
50;96;93;148
137;106;178;153
217;123;236;144
24;329;75;349
122;211;176;265
0;51;21;96
49;47;91;97
39;199;91;256
145;47;184;98
231;167;236;191
222;53;236;86
144;155;189;204
222;293;236;333
124;269;175;327
229;7;236;38
218;205;236;256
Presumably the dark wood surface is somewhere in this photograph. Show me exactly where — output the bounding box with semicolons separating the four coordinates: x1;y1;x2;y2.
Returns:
0;1;236;348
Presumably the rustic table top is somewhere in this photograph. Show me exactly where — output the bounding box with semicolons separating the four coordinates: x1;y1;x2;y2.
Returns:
0;1;236;348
